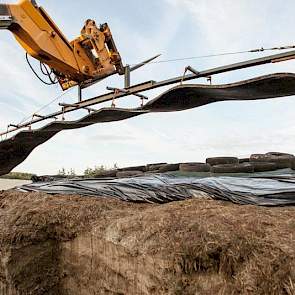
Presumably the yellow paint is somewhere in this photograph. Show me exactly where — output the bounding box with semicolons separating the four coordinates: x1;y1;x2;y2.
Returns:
2;0;123;90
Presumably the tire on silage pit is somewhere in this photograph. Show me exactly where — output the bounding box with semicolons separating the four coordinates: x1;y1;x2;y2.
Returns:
211;163;254;174
266;152;294;158
239;158;250;163
94;170;118;178
252;162;277;172
266;152;295;169
118;165;147;172
250;154;270;162
206;157;238;166
116;171;144;178
146;163;167;171
179;163;211;173
250;153;294;169
159;164;180;173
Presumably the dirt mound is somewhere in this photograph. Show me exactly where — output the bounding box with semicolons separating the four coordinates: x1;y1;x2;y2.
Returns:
0;191;294;294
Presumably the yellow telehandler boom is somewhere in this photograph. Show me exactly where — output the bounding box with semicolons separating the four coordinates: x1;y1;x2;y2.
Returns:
0;0;124;90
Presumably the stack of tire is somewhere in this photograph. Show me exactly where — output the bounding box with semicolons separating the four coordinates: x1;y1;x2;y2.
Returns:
116;163;181;178
177;152;295;174
207;157;254;173
179;162;211;173
249;152;295;172
178;158;254;174
206;152;295;174
116;165;146;178
95;152;295;179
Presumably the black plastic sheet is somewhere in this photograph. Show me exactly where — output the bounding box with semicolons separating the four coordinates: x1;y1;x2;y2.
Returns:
17;170;295;206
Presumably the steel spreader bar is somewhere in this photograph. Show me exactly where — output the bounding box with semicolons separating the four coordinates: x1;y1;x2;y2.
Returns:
1;49;295;137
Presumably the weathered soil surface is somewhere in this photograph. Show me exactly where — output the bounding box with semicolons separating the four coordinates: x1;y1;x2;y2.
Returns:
0;191;294;295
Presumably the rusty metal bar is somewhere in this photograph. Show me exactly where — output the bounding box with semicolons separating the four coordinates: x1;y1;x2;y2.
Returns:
185;66;200;76
2;49;295;137
124;65;131;88
59;102;96;113
78;86;82;102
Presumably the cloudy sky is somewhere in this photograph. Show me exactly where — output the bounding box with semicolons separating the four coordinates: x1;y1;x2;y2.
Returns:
1;0;295;175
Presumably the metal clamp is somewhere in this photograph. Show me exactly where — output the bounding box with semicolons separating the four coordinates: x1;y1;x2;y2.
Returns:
181;66;200;85
134;93;148;106
112;89;120;108
107;86;148;107
61;107;65;121
207;76;212;85
107;87;127;108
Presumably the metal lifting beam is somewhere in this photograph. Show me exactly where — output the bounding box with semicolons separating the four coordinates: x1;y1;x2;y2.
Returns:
1;48;295;138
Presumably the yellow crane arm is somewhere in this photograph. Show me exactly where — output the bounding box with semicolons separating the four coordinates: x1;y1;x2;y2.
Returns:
0;0;124;90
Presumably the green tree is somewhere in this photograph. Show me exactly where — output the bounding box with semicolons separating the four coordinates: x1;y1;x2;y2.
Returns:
58;168;66;176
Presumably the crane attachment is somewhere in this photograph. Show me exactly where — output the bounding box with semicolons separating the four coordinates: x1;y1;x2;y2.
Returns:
0;0;124;90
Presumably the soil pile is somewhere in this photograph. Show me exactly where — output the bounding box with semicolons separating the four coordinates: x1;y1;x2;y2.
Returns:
0;191;294;294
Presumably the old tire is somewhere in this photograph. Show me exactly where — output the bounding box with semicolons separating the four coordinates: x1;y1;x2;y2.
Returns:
266;152;294;157
252;162;277;172
211;163;254;174
206;157;238;166
94;170;118;178
119;165;146;172
250;154;271;162
250;153;294;169
266;152;295;169
179;163;211;173
159;164;180;173
239;158;250;163
146;163;167;171
116;171;144;178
